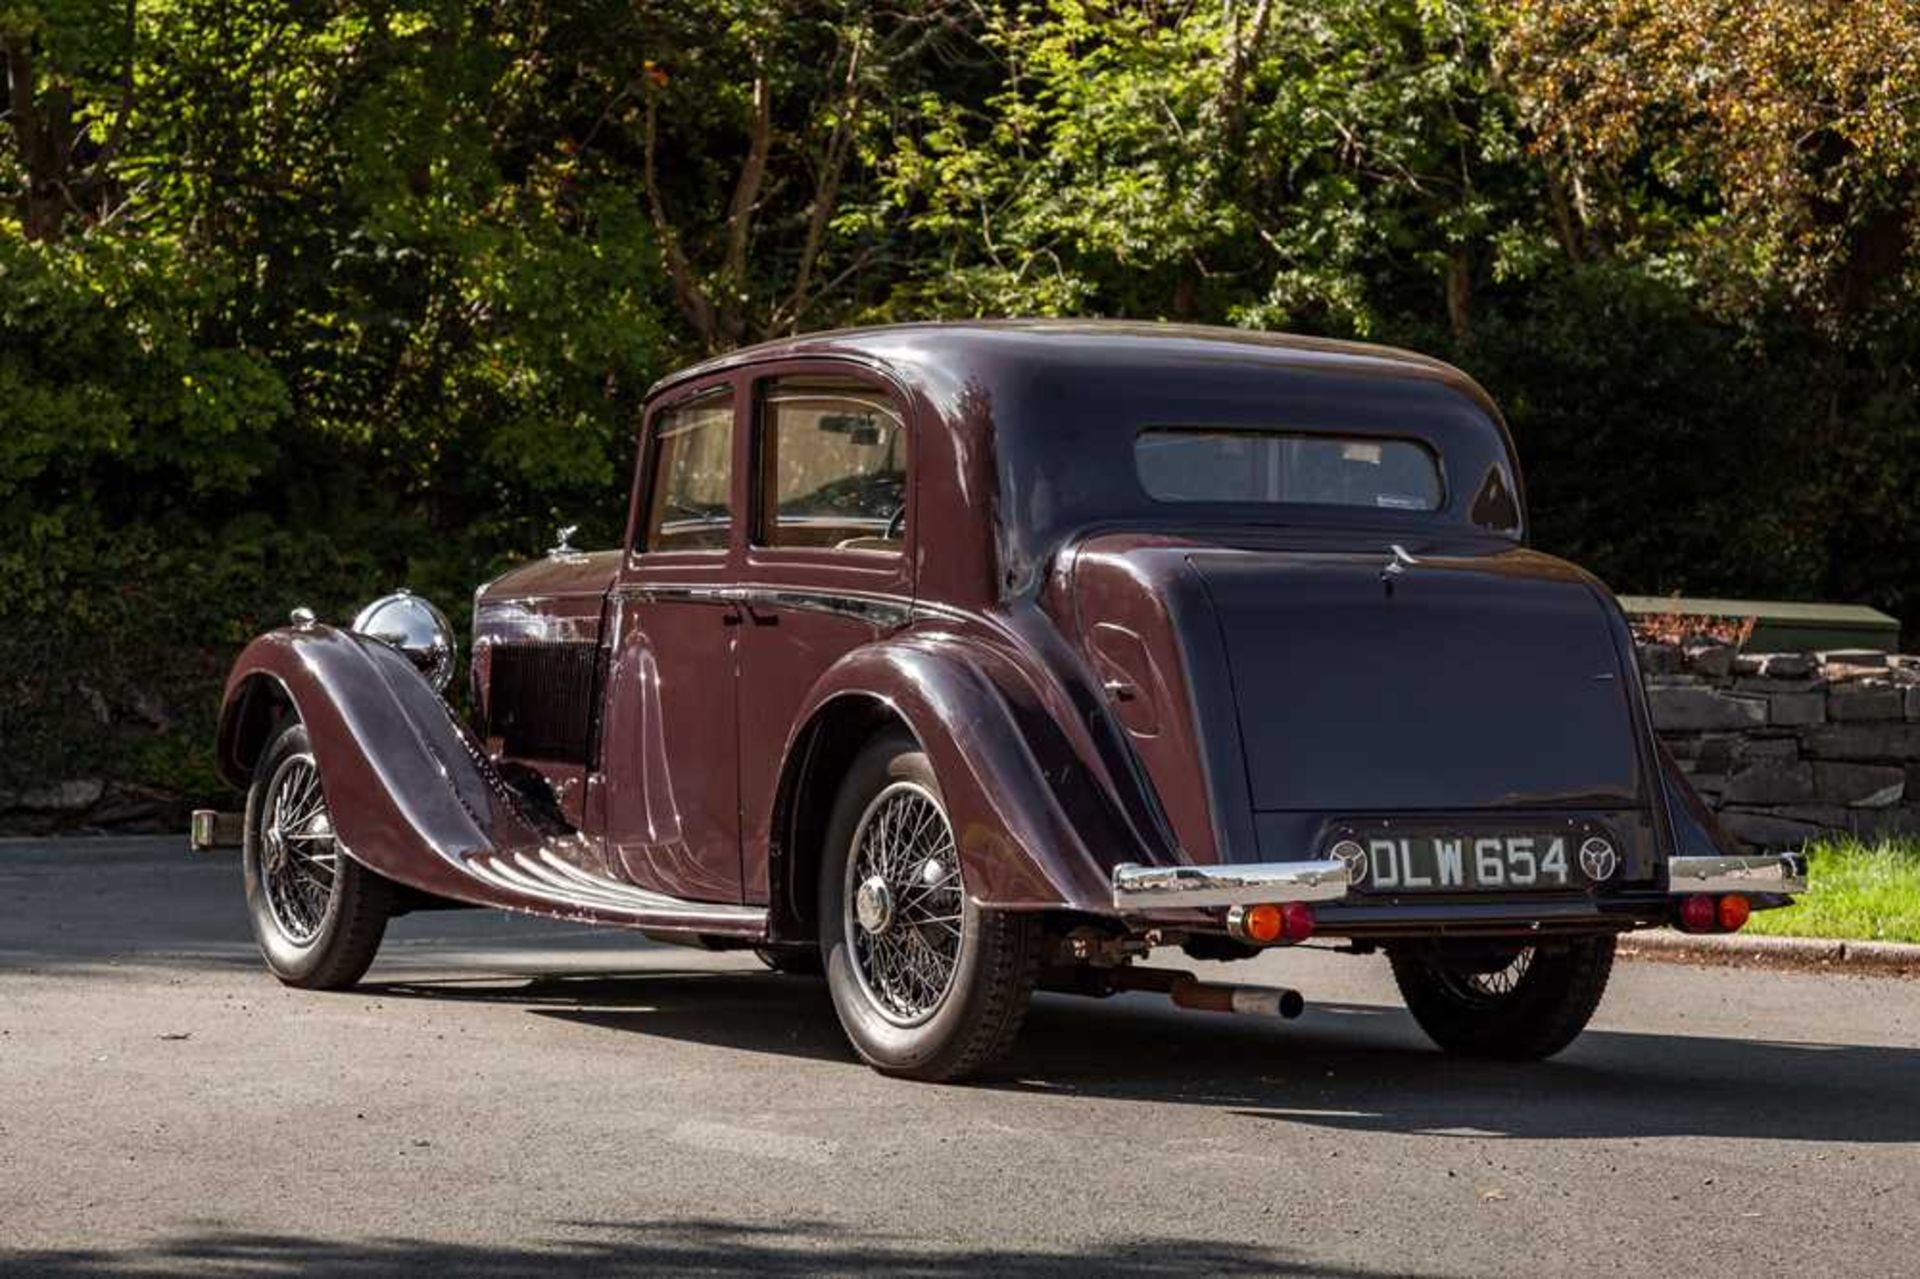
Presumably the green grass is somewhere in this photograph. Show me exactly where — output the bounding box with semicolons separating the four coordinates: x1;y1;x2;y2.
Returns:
1744;838;1920;945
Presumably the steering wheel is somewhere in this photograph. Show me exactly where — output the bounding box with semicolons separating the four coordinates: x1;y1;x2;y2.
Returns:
885;503;908;542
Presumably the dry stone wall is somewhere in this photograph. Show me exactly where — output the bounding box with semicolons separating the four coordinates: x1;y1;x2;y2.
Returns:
1638;645;1920;849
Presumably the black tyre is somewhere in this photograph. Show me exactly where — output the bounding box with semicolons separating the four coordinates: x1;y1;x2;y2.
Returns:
754;945;825;976
819;731;1040;1082
1390;936;1615;1060
243;721;393;990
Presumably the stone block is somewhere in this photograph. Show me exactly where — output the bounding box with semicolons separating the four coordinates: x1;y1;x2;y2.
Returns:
1685;643;1735;678
1764;805;1920;841
1695;733;1741;773
1716;808;1823;850
1763;653;1818;679
1907;687;1920;721
1645;686;1766;733
1811;762;1906;808
1818;649;1889;670
1803;722;1920;761
0;779;104;812
1734;677;1822;694
1688;773;1727;799
1724;763;1814;805
1637;643;1683;676
1744;737;1799;762
1828;686;1903;722
1664;735;1702;761
1768;692;1826;726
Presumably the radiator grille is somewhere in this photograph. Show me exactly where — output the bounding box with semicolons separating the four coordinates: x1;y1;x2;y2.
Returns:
485;641;600;763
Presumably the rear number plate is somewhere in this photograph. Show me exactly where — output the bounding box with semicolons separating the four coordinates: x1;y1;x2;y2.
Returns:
1349;835;1582;892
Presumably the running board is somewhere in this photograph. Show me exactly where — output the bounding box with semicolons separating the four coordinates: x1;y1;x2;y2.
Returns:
459;846;768;940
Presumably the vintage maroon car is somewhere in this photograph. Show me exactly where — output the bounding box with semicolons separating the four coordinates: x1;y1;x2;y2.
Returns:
195;321;1806;1080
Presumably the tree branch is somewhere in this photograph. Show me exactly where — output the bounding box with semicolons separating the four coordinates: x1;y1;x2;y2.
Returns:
781;27;866;331
642;85;719;347
4;35;40;166
718;56;773;344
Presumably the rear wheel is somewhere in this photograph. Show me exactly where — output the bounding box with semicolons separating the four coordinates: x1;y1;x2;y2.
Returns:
243;722;393;990
819;732;1040;1082
1389;936;1615;1060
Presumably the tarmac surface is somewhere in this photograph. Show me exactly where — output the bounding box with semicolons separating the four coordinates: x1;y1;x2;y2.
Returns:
2;837;1916;1276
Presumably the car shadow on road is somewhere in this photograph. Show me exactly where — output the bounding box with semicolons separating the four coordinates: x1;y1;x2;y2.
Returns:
4;1216;1389;1278
363;968;1920;1147
1001;996;1920;1147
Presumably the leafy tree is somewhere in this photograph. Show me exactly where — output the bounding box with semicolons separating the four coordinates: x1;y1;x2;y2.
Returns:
0;0;1916;824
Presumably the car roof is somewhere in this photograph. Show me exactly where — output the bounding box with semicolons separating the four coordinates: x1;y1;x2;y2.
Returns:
644;320;1494;416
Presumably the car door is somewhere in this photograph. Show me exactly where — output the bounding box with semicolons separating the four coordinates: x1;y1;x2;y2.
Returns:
593;376;749;903
735;365;916;903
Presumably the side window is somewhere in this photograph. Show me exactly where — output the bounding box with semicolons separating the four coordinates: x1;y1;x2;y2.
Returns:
641;391;734;551
756;376;908;552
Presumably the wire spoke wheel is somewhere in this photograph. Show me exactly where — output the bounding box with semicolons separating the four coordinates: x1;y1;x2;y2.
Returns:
259;751;338;945
1434;948;1535;1005
843;780;965;1026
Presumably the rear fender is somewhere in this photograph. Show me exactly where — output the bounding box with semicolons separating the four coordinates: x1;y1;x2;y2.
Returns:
216;625;550;904
778;637;1138;917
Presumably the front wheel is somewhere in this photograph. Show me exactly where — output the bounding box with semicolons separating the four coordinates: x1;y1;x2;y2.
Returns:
818;732;1040;1082
1389;936;1615;1060
243;721;393;990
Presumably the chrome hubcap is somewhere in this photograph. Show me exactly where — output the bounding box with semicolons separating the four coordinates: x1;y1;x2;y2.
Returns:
843;780;964;1026
855;876;895;935
259;752;339;945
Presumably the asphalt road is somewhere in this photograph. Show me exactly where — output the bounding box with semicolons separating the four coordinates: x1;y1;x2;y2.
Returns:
2;838;1915;1277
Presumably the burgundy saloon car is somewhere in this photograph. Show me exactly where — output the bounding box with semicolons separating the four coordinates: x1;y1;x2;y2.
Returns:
194;322;1806;1081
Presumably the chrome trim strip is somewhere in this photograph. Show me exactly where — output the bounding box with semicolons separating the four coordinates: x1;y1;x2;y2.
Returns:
1112;859;1351;911
462;853;768;929
628;584;746;606
740;587;912;628
1667;853;1808;895
528;848;765;921
624;582;919;628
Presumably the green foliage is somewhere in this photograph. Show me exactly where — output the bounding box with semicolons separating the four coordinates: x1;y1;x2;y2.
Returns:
1746;840;1920;945
0;0;1915;823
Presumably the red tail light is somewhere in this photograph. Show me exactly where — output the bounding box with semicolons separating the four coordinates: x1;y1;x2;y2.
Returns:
1678;894;1716;933
1227;901;1317;946
1717;894;1751;932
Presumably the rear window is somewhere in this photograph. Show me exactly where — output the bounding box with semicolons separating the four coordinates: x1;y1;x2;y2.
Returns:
1136;429;1442;511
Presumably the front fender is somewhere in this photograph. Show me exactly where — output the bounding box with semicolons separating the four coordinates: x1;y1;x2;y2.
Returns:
216;624;546;904
786;635;1153;914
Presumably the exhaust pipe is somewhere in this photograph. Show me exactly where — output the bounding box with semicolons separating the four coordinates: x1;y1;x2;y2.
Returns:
1062;965;1305;1019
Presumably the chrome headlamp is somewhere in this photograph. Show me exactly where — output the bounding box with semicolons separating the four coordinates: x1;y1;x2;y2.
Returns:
350;589;456;693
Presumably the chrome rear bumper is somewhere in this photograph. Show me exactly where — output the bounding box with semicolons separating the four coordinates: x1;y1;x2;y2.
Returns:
1112;859;1350;911
1111;849;1807;914
1667;853;1808;895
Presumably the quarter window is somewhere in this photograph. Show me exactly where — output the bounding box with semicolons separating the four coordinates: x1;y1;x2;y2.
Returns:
642;391;735;551
1136;428;1442;511
756;377;908;552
